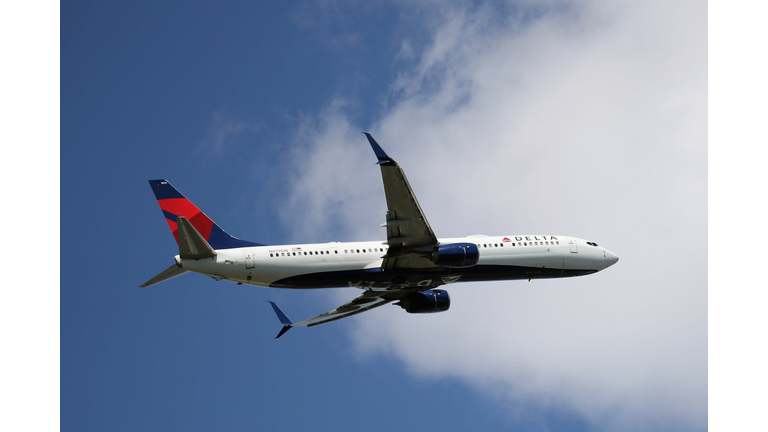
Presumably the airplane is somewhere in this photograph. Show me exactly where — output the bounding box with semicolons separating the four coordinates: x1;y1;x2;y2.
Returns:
142;133;619;338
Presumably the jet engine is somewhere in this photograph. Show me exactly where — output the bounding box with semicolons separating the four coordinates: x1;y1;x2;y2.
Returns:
433;243;479;268
395;289;450;313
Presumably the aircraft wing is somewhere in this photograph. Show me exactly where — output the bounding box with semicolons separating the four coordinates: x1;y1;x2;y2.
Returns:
268;283;447;338
266;135;447;339
364;133;439;270
269;290;398;339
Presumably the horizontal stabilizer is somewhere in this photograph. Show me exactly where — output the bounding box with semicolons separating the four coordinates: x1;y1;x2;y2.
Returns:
177;217;217;260
140;263;188;288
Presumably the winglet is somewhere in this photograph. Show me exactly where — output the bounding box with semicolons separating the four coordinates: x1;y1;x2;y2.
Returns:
363;132;393;164
268;301;294;339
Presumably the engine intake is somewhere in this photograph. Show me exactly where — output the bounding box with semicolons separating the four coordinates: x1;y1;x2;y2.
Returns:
434;243;479;268
396;289;450;314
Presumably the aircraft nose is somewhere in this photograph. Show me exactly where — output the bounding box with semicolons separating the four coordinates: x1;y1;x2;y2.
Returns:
604;249;619;267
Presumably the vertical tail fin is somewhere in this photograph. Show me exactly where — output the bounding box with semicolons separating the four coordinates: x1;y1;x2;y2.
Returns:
148;179;262;250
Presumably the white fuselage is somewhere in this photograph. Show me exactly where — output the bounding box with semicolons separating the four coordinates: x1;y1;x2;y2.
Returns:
178;235;619;290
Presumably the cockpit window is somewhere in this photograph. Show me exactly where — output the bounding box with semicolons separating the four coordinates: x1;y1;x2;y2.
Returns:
586;241;599;247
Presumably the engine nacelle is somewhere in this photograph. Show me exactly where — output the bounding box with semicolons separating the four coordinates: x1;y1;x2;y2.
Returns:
434;243;479;268
396;289;450;314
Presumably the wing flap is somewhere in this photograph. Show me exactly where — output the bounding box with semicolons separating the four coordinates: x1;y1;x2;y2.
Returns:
297;291;394;328
378;164;437;249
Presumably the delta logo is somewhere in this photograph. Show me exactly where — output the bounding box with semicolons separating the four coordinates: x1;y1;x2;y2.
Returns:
502;237;511;242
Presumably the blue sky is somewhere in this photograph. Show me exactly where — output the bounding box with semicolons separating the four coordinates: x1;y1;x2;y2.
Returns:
19;0;721;430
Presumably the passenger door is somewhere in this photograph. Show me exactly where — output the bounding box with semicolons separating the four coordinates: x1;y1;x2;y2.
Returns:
567;238;578;254
244;250;255;269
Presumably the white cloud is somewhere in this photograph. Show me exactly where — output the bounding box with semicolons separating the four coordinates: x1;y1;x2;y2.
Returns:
200;107;262;154
283;1;706;430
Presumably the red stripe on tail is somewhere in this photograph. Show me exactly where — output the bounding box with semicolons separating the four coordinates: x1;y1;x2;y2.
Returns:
157;198;215;243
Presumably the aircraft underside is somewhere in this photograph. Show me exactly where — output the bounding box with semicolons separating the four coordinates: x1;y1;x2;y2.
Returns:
267;265;599;289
